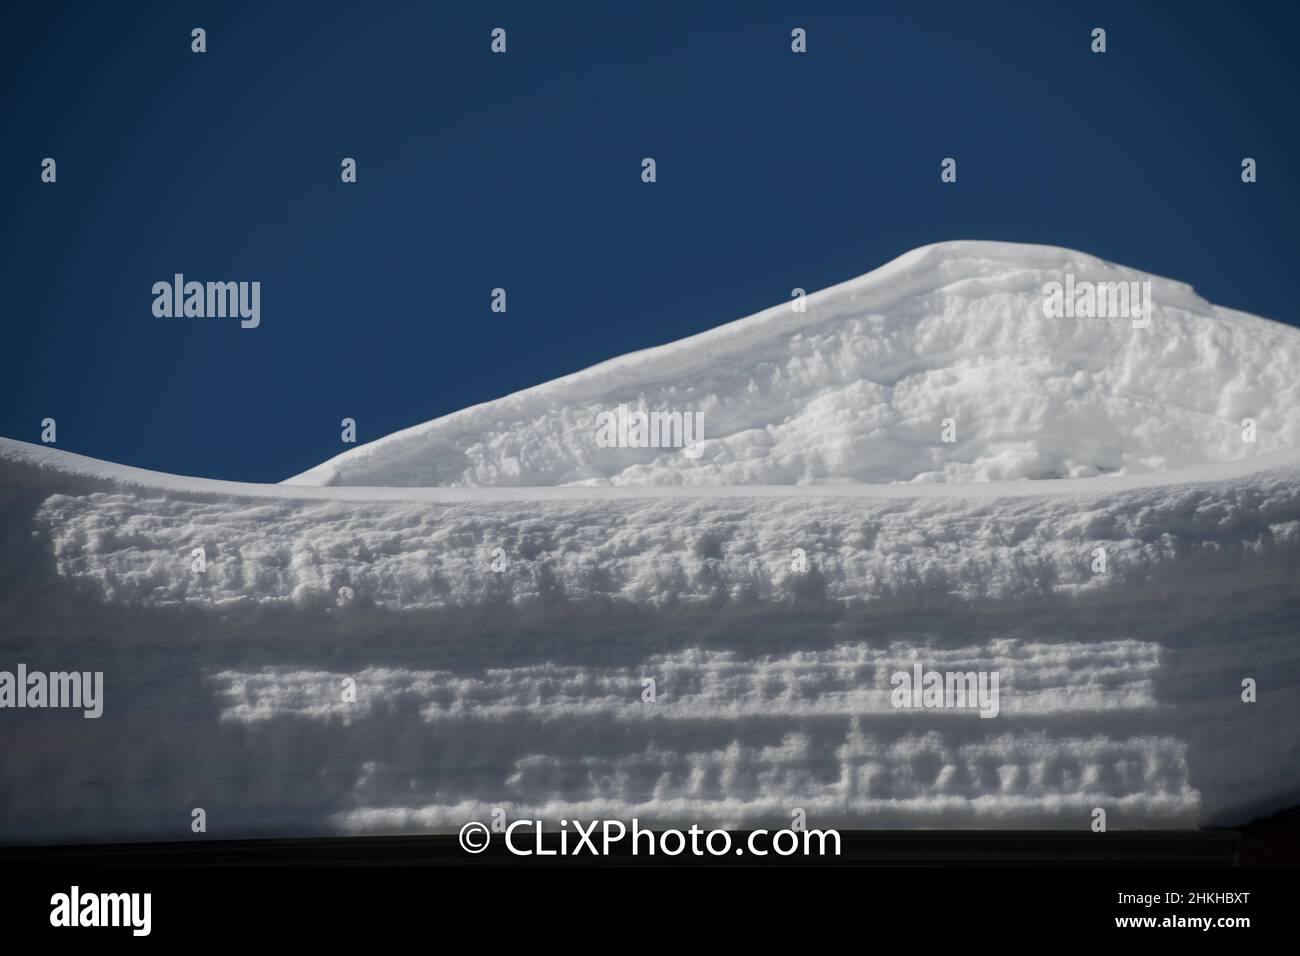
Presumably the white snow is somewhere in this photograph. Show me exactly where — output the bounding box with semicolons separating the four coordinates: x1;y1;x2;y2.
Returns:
287;241;1300;487
2;240;1298;843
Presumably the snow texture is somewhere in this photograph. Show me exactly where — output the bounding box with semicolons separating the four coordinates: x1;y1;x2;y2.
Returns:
2;240;1298;842
289;241;1300;487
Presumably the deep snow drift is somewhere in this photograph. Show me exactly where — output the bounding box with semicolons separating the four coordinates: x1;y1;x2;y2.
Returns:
289;241;1300;487
2;240;1299;843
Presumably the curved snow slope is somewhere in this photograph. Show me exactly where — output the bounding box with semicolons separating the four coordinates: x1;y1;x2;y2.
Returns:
2;438;1298;839
288;240;1300;487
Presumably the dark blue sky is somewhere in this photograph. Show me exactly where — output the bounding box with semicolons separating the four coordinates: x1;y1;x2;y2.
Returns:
3;1;1295;482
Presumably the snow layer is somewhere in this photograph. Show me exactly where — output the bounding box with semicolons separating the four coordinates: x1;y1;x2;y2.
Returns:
288;241;1300;487
1;438;1298;840
3;240;1299;843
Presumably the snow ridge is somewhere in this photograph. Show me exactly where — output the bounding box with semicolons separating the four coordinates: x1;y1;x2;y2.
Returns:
3;240;1299;841
287;240;1300;488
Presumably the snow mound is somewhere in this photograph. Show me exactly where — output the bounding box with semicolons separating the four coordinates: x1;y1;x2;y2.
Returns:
2;439;1299;838
4;240;1300;843
287;240;1300;487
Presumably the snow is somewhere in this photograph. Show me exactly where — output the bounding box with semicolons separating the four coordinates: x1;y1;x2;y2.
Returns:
2;240;1298;843
287;241;1300;487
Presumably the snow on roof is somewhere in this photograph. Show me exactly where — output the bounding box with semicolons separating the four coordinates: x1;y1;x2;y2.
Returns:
281;240;1300;488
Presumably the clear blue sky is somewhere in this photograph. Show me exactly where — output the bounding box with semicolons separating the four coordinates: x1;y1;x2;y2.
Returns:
3;1;1295;481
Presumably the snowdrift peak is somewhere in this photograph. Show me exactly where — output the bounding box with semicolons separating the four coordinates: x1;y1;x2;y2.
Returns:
285;240;1300;487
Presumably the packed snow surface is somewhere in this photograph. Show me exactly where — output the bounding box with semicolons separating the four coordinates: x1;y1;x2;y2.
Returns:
289;241;1300;487
2;241;1299;843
